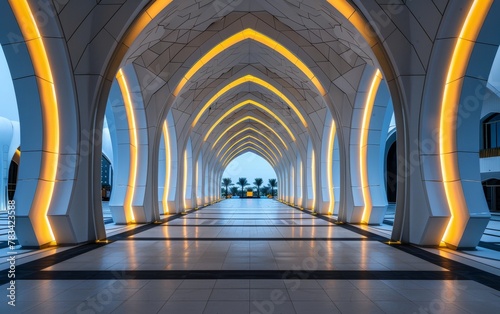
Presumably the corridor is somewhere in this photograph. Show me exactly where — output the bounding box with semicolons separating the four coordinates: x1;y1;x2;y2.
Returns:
1;199;499;313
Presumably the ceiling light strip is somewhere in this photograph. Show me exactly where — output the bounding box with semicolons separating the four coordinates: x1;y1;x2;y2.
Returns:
216;127;282;158
223;144;276;168
211;116;288;150
204;99;296;142
222;141;278;167
174;28;326;98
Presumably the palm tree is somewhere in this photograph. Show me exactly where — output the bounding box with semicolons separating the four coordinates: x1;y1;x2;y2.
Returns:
237;177;249;197
230;186;239;196
268;179;278;197
222;178;232;197
253;178;263;197
260;185;270;196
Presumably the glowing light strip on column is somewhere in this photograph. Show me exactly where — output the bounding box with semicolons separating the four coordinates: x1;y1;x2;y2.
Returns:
327;121;336;215
9;0;59;242
299;160;303;201
441;0;492;242
174;28;326;98
116;69;137;223
216;127;283;158
195;160;199;206
194;75;307;130
211;116;288;150
222;141;278;167
311;149;316;211
204;99;296;141
223;144;276;168
162;121;171;214
183;149;188;210
218;135;280;163
13;148;21;163
360;69;382;223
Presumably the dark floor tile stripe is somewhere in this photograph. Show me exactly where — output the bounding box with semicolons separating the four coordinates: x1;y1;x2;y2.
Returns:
478;241;500;251
124;237;368;241
14;270;465;281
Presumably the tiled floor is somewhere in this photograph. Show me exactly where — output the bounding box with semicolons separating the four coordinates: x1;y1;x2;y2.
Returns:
1;199;500;313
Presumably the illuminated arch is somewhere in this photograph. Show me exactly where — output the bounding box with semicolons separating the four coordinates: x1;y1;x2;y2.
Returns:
203;99;296;142
320;117;336;215
326;0;377;47
123;0;173;47
159;120;171;214
223;148;276;170
222;141;278;167
174;28;326;98
222;142;277;168
306;140;316;211
211;116;289;150
360;69;383;223
216;127;283;158
116;69;138;223
440;0;494;245
181;138;194;210
223;145;277;169
218;135;280;164
8;0;61;244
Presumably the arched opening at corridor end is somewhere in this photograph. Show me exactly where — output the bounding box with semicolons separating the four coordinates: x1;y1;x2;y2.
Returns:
221;152;277;199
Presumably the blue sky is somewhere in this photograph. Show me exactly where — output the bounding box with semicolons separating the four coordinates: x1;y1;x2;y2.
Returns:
222;152;277;188
0;47;18;121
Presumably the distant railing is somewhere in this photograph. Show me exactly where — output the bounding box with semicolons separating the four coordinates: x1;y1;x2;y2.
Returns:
480;147;500;158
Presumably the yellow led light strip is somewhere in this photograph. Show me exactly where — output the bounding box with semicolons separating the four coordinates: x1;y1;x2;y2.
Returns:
116;69;137;223
222;141;278;167
223;141;276;165
195;160;199;203
183;149;188;210
327;121;336;215
211;116;288;150
299;160;303;200
326;0;377;47
174;28;326;98
193;74;307;130
162;121;171;214
216;127;283;158
9;0;59;242
218;135;280;163
13;148;21;164
124;0;172;47
223;144;276;168
311;149;316;211
441;0;492;242
204;99;296;142
360;69;382;223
